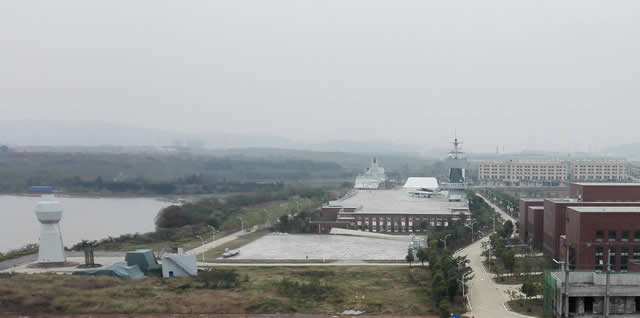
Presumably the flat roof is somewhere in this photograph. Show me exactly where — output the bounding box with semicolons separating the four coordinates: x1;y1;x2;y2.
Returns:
330;188;469;215
569;206;640;213
546;199;640;204
572;183;640;186
529;206;544;210
521;198;546;202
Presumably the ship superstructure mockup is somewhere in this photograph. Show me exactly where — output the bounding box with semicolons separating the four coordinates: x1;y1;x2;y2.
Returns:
354;157;386;189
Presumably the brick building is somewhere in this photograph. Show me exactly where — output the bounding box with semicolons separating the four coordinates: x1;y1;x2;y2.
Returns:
527;206;544;249
310;188;470;234
519;198;544;242
519;183;640;261
564;206;640;271
570;183;640;202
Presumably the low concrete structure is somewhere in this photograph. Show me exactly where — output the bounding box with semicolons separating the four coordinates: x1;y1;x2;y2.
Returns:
162;248;197;278
546;271;640;317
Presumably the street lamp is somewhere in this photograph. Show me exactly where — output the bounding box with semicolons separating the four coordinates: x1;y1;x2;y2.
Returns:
208;225;216;243
238;217;244;232
465;221;477;243
197;235;205;262
440;233;452;249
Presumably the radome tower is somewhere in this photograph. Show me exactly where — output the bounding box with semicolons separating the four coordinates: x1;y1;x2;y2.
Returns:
35;193;66;264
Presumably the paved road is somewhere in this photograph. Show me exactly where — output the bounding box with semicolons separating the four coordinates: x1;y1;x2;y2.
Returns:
456;237;528;318
475;192;517;224
185;230;247;256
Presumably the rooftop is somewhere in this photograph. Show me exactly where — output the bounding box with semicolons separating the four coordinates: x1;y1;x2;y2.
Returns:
569;206;640;213
572;182;640;186
529;206;544;210
330;188;469;216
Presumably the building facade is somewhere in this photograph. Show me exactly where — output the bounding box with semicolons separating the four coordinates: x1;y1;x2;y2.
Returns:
572;160;629;182
478;160;629;182
546;271;640;317
478;160;569;182
564;206;640;272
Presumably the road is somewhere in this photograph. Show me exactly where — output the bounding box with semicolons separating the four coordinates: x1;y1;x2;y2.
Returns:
456;236;528;318
475;192;517;224
185;230;247;256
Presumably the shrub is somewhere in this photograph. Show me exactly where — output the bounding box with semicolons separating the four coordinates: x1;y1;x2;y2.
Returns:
197;269;240;289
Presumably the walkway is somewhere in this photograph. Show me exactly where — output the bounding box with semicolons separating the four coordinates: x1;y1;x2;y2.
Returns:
456;237;530;318
185;230;247;256
475;192;517;224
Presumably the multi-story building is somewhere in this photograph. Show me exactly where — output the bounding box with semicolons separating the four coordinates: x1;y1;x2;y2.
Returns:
478;159;629;183
571;160;628;182
310;178;470;234
546;271;640;317
478;160;569;182
519;183;640;261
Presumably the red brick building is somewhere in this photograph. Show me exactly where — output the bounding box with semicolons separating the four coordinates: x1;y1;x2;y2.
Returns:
569;183;640;202
518;183;640;260
310;189;470;234
526;206;544;249
564;206;640;271
519;199;544;242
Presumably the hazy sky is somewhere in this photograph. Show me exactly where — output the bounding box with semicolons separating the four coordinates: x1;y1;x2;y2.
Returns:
1;1;639;152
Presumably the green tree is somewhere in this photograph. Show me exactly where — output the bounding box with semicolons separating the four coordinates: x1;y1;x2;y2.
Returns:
416;248;427;267
405;248;415;268
502;249;516;273
521;281;539;299
438;300;450;318
502;220;514;239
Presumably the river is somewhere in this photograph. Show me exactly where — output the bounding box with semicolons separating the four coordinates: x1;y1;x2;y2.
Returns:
0;195;171;253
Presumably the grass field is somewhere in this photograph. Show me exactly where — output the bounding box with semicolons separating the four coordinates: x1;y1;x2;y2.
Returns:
0;266;462;316
199;231;269;261
506;299;546;317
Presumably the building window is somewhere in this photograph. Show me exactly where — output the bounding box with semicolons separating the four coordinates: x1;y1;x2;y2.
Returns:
609;248;617;269
621;248;629;271
596;230;604;241
633;248;640;260
622;231;630;241
595;247;604;271
634;231;640;240
608;230;617;241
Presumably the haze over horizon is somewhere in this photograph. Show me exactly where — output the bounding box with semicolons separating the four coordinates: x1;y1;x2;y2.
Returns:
2;1;639;153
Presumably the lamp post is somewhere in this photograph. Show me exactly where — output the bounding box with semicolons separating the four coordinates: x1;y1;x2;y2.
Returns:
197;235;205;262
208;225;216;243
238;217;244;232
465;221;477;243
440;233;452;250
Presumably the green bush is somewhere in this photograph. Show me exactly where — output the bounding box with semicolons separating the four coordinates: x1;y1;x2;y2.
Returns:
197;269;240;289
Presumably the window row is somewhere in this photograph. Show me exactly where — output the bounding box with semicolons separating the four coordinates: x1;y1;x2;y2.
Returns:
595;230;640;241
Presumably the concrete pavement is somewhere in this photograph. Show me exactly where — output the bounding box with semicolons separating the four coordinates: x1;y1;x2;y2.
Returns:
475;192;517;224
185;230;247;257
456;237;530;318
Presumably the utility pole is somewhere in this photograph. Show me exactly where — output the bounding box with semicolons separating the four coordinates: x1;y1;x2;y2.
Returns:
440;234;452;250
605;252;610;318
563;243;570;318
238;217;244;232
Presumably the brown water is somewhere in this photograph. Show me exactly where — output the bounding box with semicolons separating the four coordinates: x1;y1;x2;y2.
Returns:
0;195;170;253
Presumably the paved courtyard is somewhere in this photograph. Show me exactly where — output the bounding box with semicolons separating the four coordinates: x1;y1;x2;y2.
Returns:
234;234;410;260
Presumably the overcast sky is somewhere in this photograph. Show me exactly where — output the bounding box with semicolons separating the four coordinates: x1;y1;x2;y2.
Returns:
1;1;639;152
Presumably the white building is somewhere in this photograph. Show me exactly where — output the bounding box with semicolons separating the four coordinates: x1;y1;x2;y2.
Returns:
478;160;569;182
161;248;197;278
478;159;629;182
354;157;386;189
571;160;628;182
